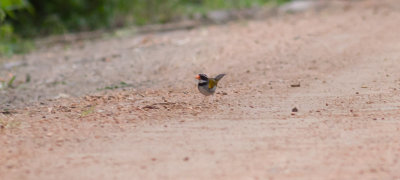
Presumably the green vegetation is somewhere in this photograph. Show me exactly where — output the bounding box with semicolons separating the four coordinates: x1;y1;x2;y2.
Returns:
0;0;290;56
97;81;133;91
81;106;95;117
6;75;16;88
0;0;34;56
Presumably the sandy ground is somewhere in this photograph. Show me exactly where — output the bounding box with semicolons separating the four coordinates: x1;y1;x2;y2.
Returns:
2;0;400;179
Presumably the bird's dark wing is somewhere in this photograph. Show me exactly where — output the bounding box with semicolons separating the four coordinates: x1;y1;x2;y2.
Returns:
214;74;226;81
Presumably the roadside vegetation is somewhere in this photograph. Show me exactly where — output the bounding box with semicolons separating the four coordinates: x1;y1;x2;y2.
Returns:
0;0;290;56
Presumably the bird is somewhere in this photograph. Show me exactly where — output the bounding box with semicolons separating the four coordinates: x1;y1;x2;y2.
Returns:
195;73;225;97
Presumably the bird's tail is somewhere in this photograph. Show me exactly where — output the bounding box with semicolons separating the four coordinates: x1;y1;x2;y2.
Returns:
214;74;226;82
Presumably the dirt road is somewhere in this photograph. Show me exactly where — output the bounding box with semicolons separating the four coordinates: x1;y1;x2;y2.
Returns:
2;0;400;179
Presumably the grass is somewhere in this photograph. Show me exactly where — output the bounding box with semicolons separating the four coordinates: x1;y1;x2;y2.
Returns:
0;73;32;90
81;106;95;117
97;81;133;91
7;75;16;88
0;75;17;89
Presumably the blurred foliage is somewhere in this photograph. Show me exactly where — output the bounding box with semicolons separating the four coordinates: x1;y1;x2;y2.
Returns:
0;23;33;56
0;0;34;56
0;0;290;56
0;0;33;21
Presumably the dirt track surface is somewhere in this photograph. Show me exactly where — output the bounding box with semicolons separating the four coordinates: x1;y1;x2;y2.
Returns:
2;0;400;179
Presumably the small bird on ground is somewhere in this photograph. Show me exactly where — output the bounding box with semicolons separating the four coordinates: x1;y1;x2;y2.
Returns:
195;73;225;97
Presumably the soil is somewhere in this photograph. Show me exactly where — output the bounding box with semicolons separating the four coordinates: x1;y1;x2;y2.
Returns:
2;0;400;179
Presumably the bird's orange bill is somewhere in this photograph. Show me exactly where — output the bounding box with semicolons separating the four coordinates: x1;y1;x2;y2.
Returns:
195;75;200;80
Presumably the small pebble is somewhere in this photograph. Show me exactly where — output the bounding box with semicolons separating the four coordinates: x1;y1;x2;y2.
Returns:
290;83;301;87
